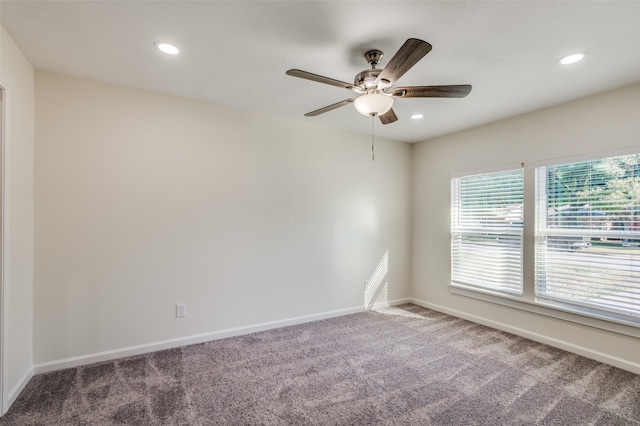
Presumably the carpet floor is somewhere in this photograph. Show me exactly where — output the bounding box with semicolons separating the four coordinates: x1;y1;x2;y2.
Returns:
2;304;639;425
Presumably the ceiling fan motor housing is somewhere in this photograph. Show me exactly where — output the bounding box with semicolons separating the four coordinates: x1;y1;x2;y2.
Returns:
355;69;381;90
354;69;392;92
356;50;392;91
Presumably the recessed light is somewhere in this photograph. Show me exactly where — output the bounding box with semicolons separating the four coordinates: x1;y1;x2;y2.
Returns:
155;42;180;55
411;114;424;120
558;52;585;65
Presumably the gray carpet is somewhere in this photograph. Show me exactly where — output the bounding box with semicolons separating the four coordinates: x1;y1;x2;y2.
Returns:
2;304;639;425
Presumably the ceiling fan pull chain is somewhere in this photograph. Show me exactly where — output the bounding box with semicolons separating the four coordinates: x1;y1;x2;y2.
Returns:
371;114;375;161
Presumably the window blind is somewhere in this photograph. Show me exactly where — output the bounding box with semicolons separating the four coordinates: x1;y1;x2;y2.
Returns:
536;153;640;321
451;168;523;294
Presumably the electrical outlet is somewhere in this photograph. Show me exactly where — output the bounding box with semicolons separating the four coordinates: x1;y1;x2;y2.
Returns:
176;303;187;318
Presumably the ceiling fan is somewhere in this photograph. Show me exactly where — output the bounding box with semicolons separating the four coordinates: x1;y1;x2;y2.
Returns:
286;38;472;124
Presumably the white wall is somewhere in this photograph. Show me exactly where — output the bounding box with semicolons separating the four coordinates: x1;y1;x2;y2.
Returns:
0;27;35;410
33;70;412;367
412;82;640;372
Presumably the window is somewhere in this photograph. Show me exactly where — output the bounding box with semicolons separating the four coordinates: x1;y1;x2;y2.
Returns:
451;167;524;295
536;152;640;323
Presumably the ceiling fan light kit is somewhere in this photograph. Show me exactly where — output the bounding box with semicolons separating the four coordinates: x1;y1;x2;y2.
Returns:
354;93;394;116
286;38;471;125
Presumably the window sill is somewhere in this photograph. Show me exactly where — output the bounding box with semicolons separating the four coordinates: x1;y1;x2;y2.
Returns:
450;283;640;339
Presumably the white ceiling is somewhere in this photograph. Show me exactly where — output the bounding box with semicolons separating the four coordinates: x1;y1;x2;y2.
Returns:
2;1;640;143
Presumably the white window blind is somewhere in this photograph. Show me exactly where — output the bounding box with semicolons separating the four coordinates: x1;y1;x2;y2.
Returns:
536;153;640;322
451;167;523;294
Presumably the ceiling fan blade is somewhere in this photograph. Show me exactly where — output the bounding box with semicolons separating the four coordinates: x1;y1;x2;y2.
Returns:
379;109;398;125
304;99;355;116
286;69;357;91
392;85;472;98
377;38;432;84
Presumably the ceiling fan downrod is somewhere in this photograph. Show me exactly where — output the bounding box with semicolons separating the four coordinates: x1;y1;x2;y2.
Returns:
355;50;391;91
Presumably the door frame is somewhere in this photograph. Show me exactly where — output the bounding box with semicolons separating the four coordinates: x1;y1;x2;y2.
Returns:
0;85;6;415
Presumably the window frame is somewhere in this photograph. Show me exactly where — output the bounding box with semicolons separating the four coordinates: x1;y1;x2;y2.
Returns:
535;149;640;326
448;148;640;338
450;164;524;296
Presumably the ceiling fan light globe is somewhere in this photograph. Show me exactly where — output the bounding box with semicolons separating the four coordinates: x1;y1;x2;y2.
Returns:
354;93;394;117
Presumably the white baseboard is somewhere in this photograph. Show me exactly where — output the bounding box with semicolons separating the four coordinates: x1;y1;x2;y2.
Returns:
5;366;34;414
409;297;640;375
24;296;640;382
34;304;367;375
389;298;412;306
